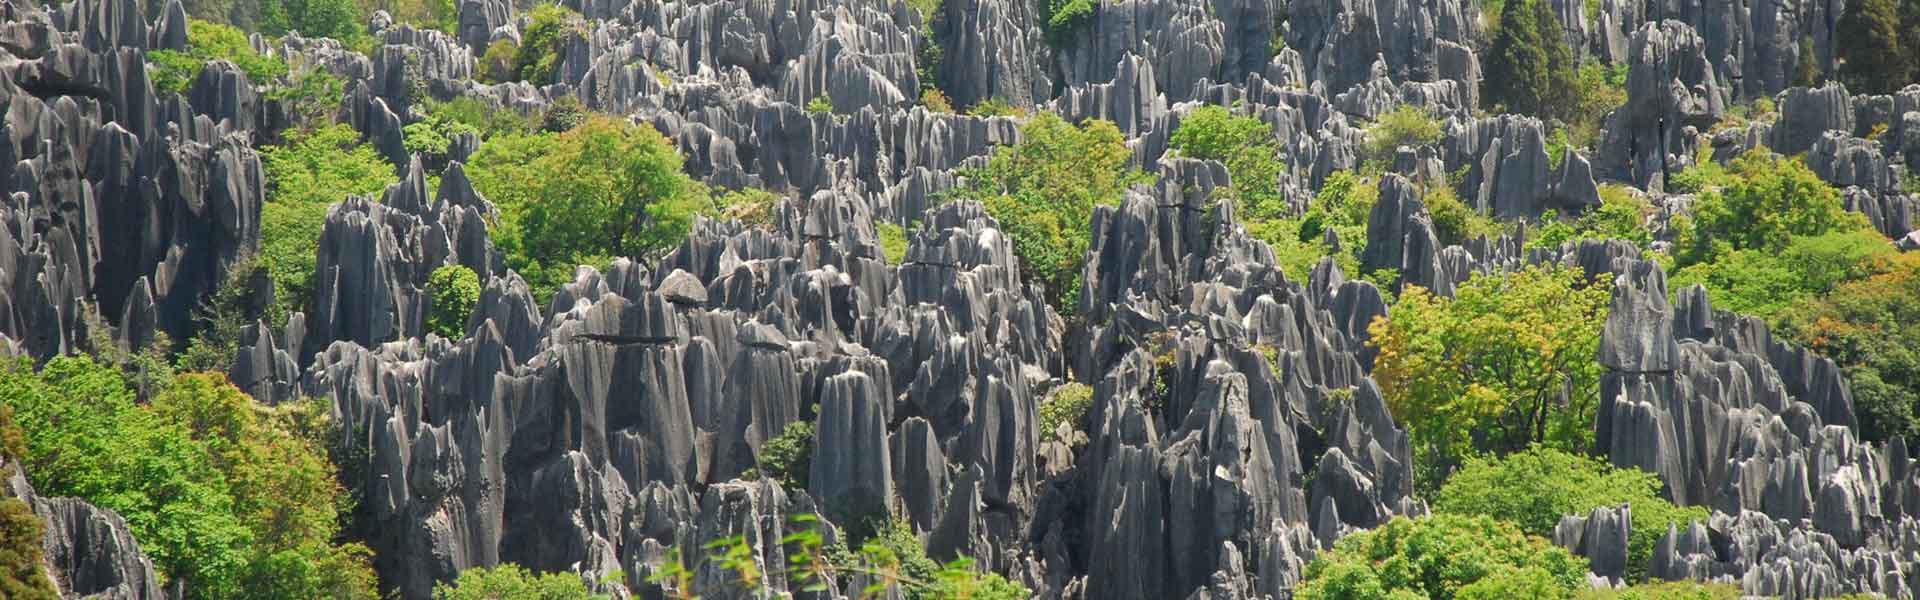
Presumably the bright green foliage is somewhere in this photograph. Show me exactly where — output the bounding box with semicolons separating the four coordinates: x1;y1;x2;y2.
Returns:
806;96;836;115
1297;514;1586;600
1670;228;1896;320
147;20;290;94
1677;152;1867;267
538;94;590;133
515;4;583;85
0;404;58;600
1038;382;1093;443
1836;0;1911;94
877;222;910;263
1367;266;1612;492
260;124;400;318
1247;169;1382;283
1041;0;1096;46
0;360;376;599
422;97;537;140
1528;185;1653;250
434;564;607;600
1171;105;1285;216
479;39;520;84
1425;185;1502;247
426;265;481;340
404;113;477;158
1436;448;1709;582
1362;105;1445;164
949;113;1151;312
651;515;1027;600
259;0;370;46
966;98;1027;118
1573;580;1741;600
1482;0;1578;120
742;421;815;493
466;116;708;298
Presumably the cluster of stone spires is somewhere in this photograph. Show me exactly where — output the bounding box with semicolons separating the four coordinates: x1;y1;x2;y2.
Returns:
5;0;1920;596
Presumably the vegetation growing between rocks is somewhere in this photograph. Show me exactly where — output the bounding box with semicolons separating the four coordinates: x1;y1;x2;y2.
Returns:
149;19;290;93
0;404;58;600
1038;382;1093;443
426;265;481;340
742;421;816;493
0;358;376;599
650;515;1027;600
434;564;610;600
1171;105;1286;216
949;112;1151;313
1435;448;1709;582
1368;265;1612;492
1296;513;1587;600
259;124;401;320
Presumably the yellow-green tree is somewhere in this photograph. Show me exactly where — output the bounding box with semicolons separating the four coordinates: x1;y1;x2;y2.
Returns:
1367;266;1612;491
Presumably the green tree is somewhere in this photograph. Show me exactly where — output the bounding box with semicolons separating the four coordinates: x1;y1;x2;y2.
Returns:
259;0;370;48
1435;448;1709;582
877;222;910;263
1793;37;1824;87
1574;580;1741;600
948;113;1151;312
514;4;583;85
1367;266;1613;491
466;116;708;297
1482;0;1577;119
147;19;290;94
741;421;815;493
1296;514;1586;600
1776;251;1920;442
435;564;607;600
260;124;401;319
0;359;376;599
1836;0;1911;94
1171;105;1285;216
426;265;481;340
0;404;58;600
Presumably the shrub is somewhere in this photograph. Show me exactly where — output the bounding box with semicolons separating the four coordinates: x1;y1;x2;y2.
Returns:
966;97;1027;118
422;96;536;140
1296;514;1586;600
260;0;371;46
1436;448;1710;582
948;113;1151;312
0;359;376;599
805;95;835;115
1573;580;1741;600
1426;185;1501;247
1362;105;1445;163
1041;0;1096;46
1171;105;1285;216
426;265;481;340
1038;382;1093;443
147;19;290;94
435;564;607;600
260;124;400;318
478;39;519;83
713;188;782;228
515;4;583;86
877;222;910;263
1368;266;1612;491
741;421;815;494
650;516;1026;600
920;88;955;113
